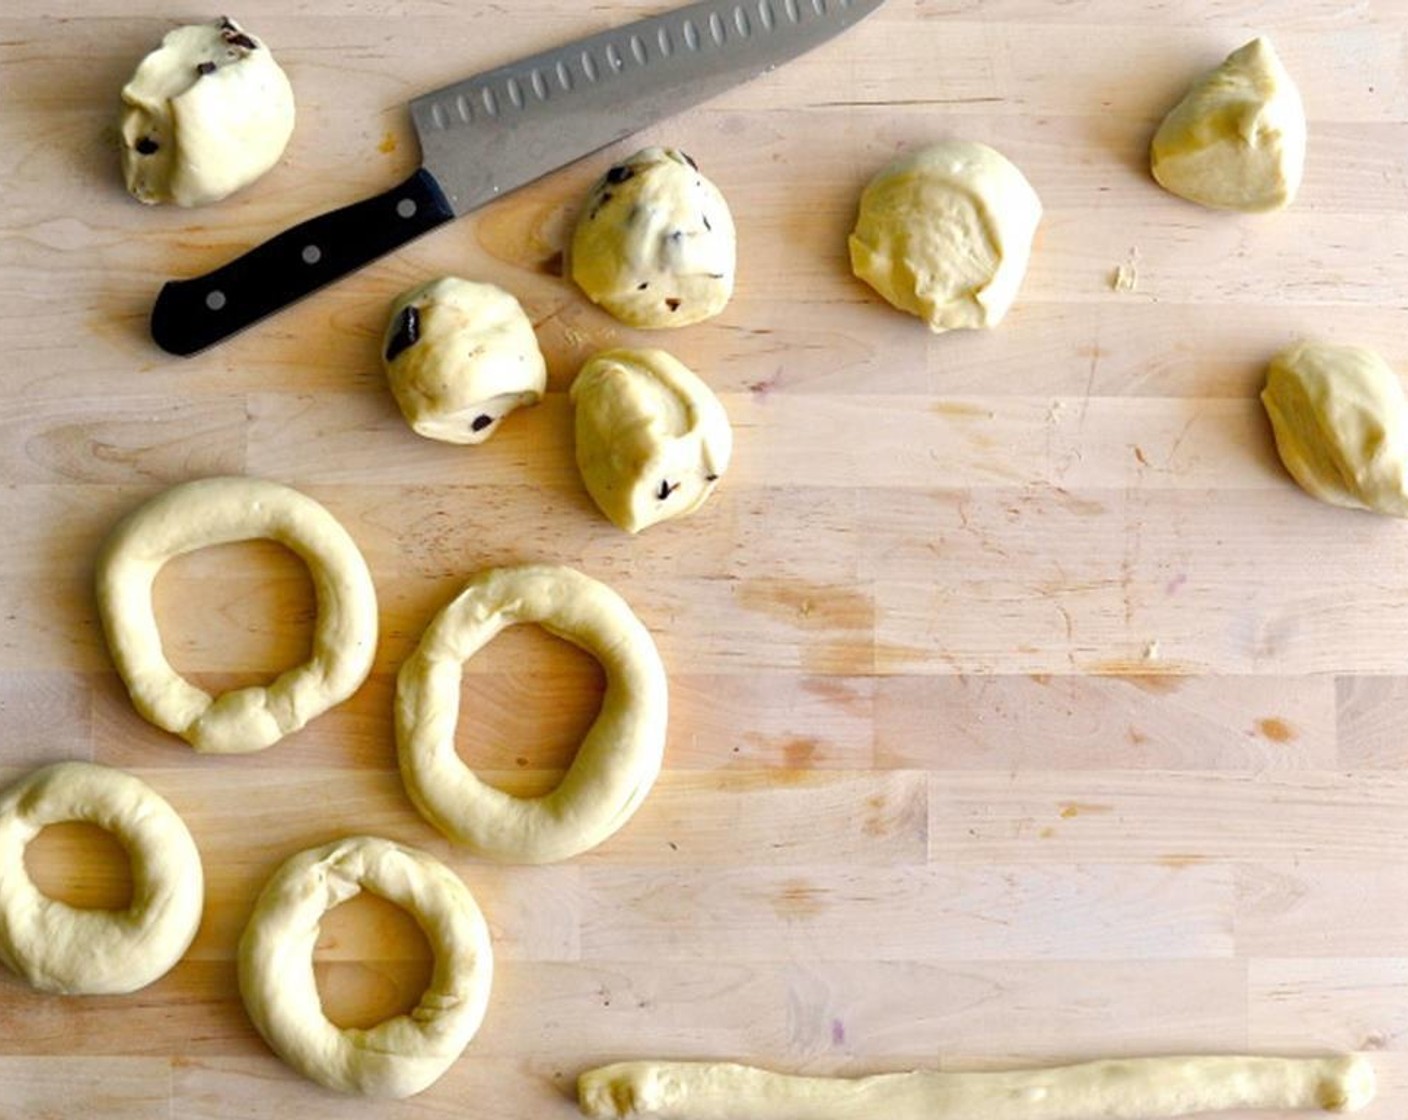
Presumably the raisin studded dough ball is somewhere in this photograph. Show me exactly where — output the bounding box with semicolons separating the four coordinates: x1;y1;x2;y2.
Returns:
571;348;731;534
1151;38;1305;212
120;17;295;208
571;148;736;329
849;141;1042;333
382;277;547;445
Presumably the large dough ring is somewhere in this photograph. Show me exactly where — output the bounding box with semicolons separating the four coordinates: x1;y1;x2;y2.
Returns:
396;564;668;864
0;761;204;995
237;835;493;1098
96;476;378;754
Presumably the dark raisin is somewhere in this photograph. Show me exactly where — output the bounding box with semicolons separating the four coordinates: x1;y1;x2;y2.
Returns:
665;298;682;312
668;230;684;242
702;215;712;231
680;151;699;170
605;164;634;185
657;479;678;500
135;137;159;155
195;61;217;76
221;26;259;50
217;16;236;31
384;305;420;363
636;281;649;290
471;414;494;432
705;473;719;482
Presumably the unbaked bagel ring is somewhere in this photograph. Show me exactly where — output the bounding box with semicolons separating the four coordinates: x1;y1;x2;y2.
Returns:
96;476;378;754
396;564;668;864
0;761;204;995
237;835;493;1098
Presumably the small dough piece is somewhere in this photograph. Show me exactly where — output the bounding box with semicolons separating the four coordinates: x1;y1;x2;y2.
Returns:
849;141;1042;333
238;836;492;1098
0;761;203;995
578;1055;1376;1120
1262;341;1408;516
571;148;736;328
120;17;295;207
382;277;547;445
96;476;378;754
396;565;668;864
1150;37;1305;212
571;348;732;534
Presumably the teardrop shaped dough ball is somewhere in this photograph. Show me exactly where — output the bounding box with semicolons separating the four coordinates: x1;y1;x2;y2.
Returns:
571;348;732;534
120;17;295;207
571;148;736;328
849;141;1042;334
381;277;547;445
1151;37;1305;212
1262;341;1408;516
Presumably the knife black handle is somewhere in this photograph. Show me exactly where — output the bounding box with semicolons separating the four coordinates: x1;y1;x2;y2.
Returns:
150;168;455;357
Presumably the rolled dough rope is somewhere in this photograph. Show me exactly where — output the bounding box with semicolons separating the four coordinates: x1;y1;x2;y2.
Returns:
577;1055;1375;1120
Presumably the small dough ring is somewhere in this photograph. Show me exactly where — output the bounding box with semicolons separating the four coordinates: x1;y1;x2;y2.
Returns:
0;761;204;995
96;476;378;754
238;836;493;1098
396;564;668;864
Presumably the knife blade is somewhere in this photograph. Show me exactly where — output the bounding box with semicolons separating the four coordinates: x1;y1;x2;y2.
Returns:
149;0;885;357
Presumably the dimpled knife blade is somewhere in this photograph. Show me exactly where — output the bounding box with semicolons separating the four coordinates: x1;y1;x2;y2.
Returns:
150;0;886;356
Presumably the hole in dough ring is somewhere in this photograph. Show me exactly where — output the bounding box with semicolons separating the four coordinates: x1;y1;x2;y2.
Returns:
396;564;668;864
95;476;379;754
237;835;493;1099
0;761;204;995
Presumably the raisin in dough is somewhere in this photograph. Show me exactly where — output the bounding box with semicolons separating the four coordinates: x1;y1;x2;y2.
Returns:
849;141;1042;333
578;1055;1376;1120
382;277;547;445
120;17;295;207
571;348;731;534
1151;38;1305;212
571;148;736;328
1261;341;1408;516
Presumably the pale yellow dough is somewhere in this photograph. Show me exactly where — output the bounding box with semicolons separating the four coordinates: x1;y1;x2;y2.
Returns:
382;277;547;444
96;476;378;754
120;17;295;207
571;148;736;328
1151;37;1305;212
0;761;203;995
1262;341;1408;516
238;836;492;1098
578;1055;1375;1120
848;141;1042;333
572;348;732;534
396;564;668;864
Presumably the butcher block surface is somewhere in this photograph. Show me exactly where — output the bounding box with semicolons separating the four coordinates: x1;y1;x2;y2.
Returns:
5;1;1408;1116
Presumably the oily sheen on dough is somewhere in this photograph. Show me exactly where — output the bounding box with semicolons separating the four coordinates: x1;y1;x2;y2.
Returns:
571;148;736;328
0;761;203;995
849;141;1042;333
571;348;732;534
396;564;668;864
95;476;378;754
381;277;547;444
238;836;493;1098
578;1055;1376;1120
120;17;295;207
1261;341;1408;516
1150;38;1305;212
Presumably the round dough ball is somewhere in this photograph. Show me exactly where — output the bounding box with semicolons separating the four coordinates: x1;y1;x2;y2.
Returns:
849;141;1042;333
1262;340;1408;516
571;348;731;534
1151;38;1305;213
571;148;736;328
120;17;295;208
381;277;547;445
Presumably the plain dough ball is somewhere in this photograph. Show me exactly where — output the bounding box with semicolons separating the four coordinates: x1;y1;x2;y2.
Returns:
571;348;732;534
120;17;295;207
1151;37;1305;212
571;148;736;328
1262;341;1408;516
849;141;1042;333
382;277;547;445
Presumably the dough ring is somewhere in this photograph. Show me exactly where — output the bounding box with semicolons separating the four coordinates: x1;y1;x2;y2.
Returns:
578;1055;1376;1119
396;564;668;864
96;476;378;754
237;835;493;1098
0;761;204;995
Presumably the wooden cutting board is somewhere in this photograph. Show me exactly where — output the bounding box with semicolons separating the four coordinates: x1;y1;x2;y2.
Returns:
3;0;1408;1115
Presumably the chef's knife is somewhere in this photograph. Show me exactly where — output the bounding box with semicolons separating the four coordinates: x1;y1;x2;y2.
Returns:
150;0;885;356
